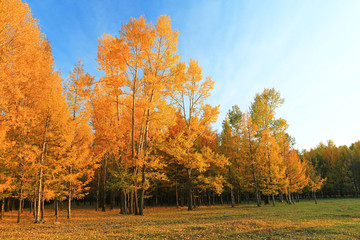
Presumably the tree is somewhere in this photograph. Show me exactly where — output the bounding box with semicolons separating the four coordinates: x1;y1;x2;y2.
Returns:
0;0;76;223
250;88;287;137
64;59;95;219
0;0;44;220
97;15;180;215
239;113;262;206
258;128;285;206
218;106;243;207
165;59;220;210
303;154;325;204
219;119;237;207
350;141;360;196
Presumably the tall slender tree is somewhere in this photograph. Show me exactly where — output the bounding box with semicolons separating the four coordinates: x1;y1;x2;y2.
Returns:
239;113;262;207
167;59;220;210
64;59;95;219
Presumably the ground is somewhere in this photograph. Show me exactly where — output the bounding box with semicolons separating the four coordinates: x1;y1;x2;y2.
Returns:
0;198;359;239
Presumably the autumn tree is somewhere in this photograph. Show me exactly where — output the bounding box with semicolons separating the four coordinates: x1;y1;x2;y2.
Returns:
64;59;95;219
218;106;242;207
195;127;228;207
97;15;180;215
219;120;236;207
258;128;285;206
33;69;70;223
302;154;325;204
250;88;289;205
163;59;221;210
0;0;72;223
239;113;262;206
250;88;287;138
0;0;43;218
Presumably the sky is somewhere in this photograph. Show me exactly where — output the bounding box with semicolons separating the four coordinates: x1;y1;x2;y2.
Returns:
25;0;360;151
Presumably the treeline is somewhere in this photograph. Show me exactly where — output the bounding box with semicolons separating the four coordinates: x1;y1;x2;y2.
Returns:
0;0;355;224
302;140;360;198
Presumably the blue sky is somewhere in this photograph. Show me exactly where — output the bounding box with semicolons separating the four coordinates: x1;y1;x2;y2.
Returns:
26;0;360;151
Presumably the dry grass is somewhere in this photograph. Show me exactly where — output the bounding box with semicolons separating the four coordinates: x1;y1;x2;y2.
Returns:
1;198;360;239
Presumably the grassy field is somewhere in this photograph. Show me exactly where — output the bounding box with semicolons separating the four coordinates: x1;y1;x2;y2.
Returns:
0;198;359;239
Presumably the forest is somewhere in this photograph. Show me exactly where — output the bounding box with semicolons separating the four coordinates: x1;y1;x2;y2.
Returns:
1;0;360;225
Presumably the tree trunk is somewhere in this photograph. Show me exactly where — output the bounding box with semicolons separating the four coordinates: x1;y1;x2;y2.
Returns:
35;116;49;223
121;190;124;214
208;189;211;206
41;192;44;220
180;189;184;207
139;108;151;216
287;186;292;204
258;192;262;206
285;192;289;204
17;182;23;223
313;191;317;204
264;195;270;205
124;190;127;214
251;163;261;207
237;187;241;204
1;198;4;220
280;193;284;203
175;184;179;208
7;197;12;211
199;192;202;206
131;72;136;214
120;190;124;214
139;165;145;215
33;198;36;218
131;191;135;213
121;189;127;214
67;166;72;219
96;168;100;211
272;194;276;206
289;193;293;204
187;168;193;210
110;190;115;210
55;197;58;219
134;189;138;215
154;187;158;207
230;184;235;207
130;191;134;214
102;158;107;212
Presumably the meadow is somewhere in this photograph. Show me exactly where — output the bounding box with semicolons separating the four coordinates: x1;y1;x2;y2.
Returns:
0;198;359;239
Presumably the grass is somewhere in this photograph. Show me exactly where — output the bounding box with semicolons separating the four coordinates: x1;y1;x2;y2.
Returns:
1;198;360;239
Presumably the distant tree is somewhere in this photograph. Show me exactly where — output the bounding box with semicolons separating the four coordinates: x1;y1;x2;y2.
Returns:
350;141;360;196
